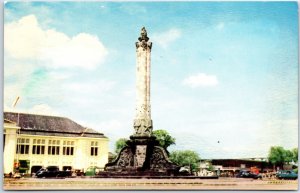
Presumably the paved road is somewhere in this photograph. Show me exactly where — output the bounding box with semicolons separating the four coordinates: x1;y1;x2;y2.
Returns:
3;177;298;190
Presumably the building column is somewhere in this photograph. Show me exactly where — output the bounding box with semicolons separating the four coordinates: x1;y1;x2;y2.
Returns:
74;139;86;171
98;138;109;167
3;123;20;174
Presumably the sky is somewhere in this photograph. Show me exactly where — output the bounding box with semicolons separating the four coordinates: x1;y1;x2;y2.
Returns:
4;1;298;159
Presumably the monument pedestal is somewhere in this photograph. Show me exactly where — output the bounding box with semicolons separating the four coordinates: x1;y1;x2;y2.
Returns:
104;136;180;176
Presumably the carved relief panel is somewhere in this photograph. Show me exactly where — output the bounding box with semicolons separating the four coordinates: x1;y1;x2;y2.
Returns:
135;145;147;167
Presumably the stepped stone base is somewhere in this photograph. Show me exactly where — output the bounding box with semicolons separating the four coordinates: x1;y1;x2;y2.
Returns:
103;136;180;176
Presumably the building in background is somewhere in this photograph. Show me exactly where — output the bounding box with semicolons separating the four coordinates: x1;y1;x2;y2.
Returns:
3;112;109;175
199;159;274;177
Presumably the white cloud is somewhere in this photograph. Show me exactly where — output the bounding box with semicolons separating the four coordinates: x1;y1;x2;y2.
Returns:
5;15;43;58
29;103;59;116
183;73;218;88
4;15;112;114
5;14;108;69
152;28;181;48
4;101;58;116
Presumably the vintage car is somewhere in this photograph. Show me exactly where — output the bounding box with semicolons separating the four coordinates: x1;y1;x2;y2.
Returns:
84;166;104;176
236;170;262;179
276;170;298;180
36;166;72;178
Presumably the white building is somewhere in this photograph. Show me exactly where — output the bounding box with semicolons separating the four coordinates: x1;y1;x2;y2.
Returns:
3;112;109;175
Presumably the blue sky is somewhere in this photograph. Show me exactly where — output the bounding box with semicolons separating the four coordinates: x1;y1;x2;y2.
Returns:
4;2;298;159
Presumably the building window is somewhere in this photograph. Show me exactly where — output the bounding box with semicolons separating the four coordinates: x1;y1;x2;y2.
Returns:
90;141;98;156
16;138;30;154
63;141;74;156
48;140;60;155
32;139;45;155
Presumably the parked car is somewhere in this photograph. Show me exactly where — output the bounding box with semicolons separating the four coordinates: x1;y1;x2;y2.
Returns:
178;166;191;175
276;170;298;180
236;170;262;179
85;166;103;176
34;168;45;177
36;166;72;178
13;172;21;179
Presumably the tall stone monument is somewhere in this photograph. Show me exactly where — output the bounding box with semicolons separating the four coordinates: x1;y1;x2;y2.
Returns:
104;27;179;176
133;27;153;138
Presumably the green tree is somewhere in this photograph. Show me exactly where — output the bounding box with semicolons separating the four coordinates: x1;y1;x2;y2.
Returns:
115;138;127;154
285;150;293;164
268;146;296;168
292;148;298;163
169;150;200;172
152;129;176;150
268;146;286;168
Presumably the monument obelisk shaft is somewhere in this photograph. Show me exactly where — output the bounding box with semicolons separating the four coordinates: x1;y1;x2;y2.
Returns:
133;27;153;137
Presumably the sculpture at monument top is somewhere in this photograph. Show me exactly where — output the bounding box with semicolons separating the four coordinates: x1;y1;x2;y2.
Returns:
138;27;149;42
133;27;153;137
136;27;152;49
